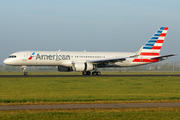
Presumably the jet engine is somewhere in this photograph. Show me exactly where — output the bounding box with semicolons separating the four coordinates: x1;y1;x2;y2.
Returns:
72;62;94;72
58;66;73;72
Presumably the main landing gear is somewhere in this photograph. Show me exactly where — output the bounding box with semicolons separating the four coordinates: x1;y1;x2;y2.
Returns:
22;66;28;75
82;71;101;75
92;71;101;75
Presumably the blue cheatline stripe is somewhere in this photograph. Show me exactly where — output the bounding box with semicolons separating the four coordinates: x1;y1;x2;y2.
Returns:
148;40;157;42
143;46;153;49
145;43;155;46
157;30;163;33
154;34;160;36
151;37;159;39
160;27;165;30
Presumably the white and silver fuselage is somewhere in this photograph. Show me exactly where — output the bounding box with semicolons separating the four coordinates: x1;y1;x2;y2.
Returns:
3;51;145;67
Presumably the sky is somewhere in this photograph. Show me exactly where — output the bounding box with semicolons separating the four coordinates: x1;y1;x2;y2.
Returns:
0;0;180;64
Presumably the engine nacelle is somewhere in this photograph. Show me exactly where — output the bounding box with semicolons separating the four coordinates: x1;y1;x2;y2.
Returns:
58;66;73;72
72;62;94;72
86;62;94;71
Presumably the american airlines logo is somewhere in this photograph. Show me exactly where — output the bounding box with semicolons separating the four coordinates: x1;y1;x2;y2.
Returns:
28;52;35;60
36;53;70;61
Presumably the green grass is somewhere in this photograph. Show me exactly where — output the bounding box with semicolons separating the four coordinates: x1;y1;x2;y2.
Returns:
1;77;180;119
1;71;180;75
0;72;81;75
1;77;180;104
1;108;180;120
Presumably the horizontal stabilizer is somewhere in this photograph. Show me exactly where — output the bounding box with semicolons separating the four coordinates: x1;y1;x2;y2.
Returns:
150;54;177;60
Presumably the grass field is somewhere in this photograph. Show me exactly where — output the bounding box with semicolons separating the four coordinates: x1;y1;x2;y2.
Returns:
1;108;180;120
1;75;180;119
1;76;180;105
1;71;180;75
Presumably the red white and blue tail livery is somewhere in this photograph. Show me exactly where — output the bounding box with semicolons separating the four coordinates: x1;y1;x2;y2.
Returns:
3;27;177;75
131;27;176;64
140;27;168;56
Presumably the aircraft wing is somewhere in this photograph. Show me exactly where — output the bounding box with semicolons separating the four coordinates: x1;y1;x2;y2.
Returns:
88;57;127;63
150;53;177;60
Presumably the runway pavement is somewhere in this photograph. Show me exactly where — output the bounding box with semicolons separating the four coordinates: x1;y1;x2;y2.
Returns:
0;103;180;110
1;75;180;77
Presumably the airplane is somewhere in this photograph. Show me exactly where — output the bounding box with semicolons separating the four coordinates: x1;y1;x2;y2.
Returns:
3;27;177;75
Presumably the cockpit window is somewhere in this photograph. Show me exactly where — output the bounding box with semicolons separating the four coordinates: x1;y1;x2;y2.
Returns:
8;55;17;58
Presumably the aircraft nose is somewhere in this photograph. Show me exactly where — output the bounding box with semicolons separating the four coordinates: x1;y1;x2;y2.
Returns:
3;59;10;65
3;59;7;64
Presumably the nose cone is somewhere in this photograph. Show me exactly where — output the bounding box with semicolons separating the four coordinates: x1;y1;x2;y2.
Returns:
3;59;11;65
3;59;8;64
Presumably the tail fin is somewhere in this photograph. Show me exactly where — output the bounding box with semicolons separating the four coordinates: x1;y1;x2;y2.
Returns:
140;27;168;56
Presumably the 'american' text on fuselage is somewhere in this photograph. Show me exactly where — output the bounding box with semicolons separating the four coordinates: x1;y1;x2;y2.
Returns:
36;54;70;60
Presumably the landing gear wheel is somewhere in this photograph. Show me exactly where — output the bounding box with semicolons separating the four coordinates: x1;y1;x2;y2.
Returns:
24;72;28;76
92;72;96;75
86;71;91;75
82;71;86;75
97;71;101;75
22;66;28;75
82;71;91;75
92;71;101;75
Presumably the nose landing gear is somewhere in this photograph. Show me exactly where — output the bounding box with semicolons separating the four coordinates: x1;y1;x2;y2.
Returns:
22;66;28;75
24;72;28;75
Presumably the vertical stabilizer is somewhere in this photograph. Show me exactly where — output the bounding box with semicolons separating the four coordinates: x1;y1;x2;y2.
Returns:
136;45;144;56
140;27;168;56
